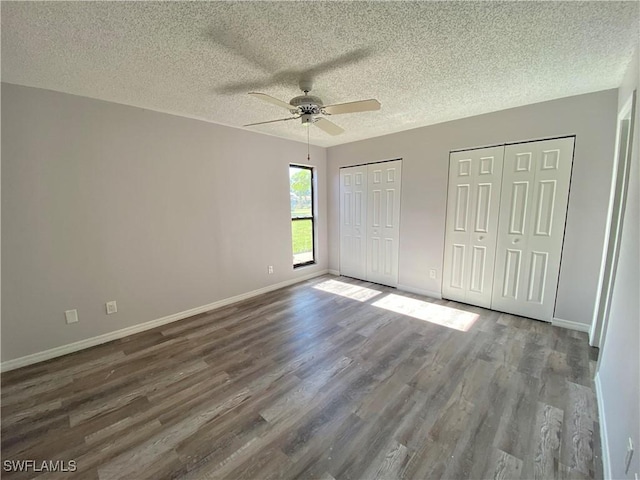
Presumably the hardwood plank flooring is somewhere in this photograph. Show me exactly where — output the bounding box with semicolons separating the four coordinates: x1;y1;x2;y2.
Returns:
1;275;602;479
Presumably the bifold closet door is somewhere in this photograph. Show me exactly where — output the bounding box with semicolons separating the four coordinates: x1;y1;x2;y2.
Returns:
442;146;504;308
339;165;367;280
491;137;575;321
339;160;402;287
366;160;402;287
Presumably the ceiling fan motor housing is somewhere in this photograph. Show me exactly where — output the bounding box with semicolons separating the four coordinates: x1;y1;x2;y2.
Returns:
290;94;323;114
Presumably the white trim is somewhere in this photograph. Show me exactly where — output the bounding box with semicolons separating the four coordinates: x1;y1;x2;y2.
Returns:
590;93;636;348
552;317;591;334
397;284;442;299
328;269;340;276
1;270;329;372
595;373;612;479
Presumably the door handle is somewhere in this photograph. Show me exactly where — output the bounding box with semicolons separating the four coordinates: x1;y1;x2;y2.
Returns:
512;238;520;244
478;235;485;241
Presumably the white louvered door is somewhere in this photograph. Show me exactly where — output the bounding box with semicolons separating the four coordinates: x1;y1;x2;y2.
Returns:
442;146;504;308
340;165;367;280
366;160;402;287
491;137;575;321
339;160;402;287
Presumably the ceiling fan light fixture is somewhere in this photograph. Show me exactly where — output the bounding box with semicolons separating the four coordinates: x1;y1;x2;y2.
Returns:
301;113;314;127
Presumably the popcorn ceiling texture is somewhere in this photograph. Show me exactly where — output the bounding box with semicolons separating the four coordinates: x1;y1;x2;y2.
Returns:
2;1;638;147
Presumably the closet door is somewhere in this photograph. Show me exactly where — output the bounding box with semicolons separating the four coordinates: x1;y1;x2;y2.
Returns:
442;146;504;308
366;160;402;287
340;166;367;280
492;137;575;321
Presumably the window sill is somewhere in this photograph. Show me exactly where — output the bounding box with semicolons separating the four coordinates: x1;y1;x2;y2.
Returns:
293;261;317;270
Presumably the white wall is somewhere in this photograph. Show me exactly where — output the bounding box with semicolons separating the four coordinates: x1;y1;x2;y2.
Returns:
596;46;639;480
1;83;328;363
327;90;618;327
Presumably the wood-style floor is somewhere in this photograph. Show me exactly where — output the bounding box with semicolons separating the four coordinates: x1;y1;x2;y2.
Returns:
1;275;602;480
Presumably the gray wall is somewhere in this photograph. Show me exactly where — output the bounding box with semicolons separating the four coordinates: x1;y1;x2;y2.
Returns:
327;90;618;327
1;83;328;362
597;46;639;479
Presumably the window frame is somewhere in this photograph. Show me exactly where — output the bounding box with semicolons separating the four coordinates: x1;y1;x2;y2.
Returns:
290;164;316;268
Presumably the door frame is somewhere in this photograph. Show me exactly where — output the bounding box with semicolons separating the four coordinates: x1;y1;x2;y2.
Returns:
590;90;637;348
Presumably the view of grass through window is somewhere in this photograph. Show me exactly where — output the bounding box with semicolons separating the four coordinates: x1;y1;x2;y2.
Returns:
290;165;315;267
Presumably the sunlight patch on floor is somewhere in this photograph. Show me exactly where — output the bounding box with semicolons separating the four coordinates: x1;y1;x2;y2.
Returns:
313;279;383;302
372;293;479;332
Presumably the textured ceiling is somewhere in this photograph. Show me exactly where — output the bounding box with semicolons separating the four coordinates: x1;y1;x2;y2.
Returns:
2;1;638;147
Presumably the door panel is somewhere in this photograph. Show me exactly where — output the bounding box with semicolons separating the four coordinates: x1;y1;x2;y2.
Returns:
451;244;466;289
474;183;492;232
454;185;470;231
534;180;556;235
384;239;393;275
340;166;367;280
443;146;504;308
491;137;575;321
366;160;402;286
385;190;395;227
509;182;529;234
527;251;548;303
470;246;487;293
502;249;522;298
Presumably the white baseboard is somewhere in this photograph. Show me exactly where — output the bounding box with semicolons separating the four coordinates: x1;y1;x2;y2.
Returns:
328;269;340;276
551;317;591;333
595;373;612;479
397;284;442;299
1;270;329;372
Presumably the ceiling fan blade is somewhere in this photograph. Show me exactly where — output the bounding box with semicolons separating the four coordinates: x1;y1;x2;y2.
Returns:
315;117;344;136
323;99;381;115
244;116;298;127
302;47;374;79
249;92;296;111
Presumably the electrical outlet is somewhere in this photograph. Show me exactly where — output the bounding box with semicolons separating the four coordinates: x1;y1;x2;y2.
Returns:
268;265;274;274
429;269;437;279
106;301;118;315
625;437;634;475
65;309;78;324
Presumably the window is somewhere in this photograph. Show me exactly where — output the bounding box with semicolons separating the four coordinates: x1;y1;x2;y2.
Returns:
290;165;315;267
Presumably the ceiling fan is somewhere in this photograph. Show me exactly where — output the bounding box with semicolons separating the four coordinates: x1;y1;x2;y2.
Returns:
244;80;381;136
